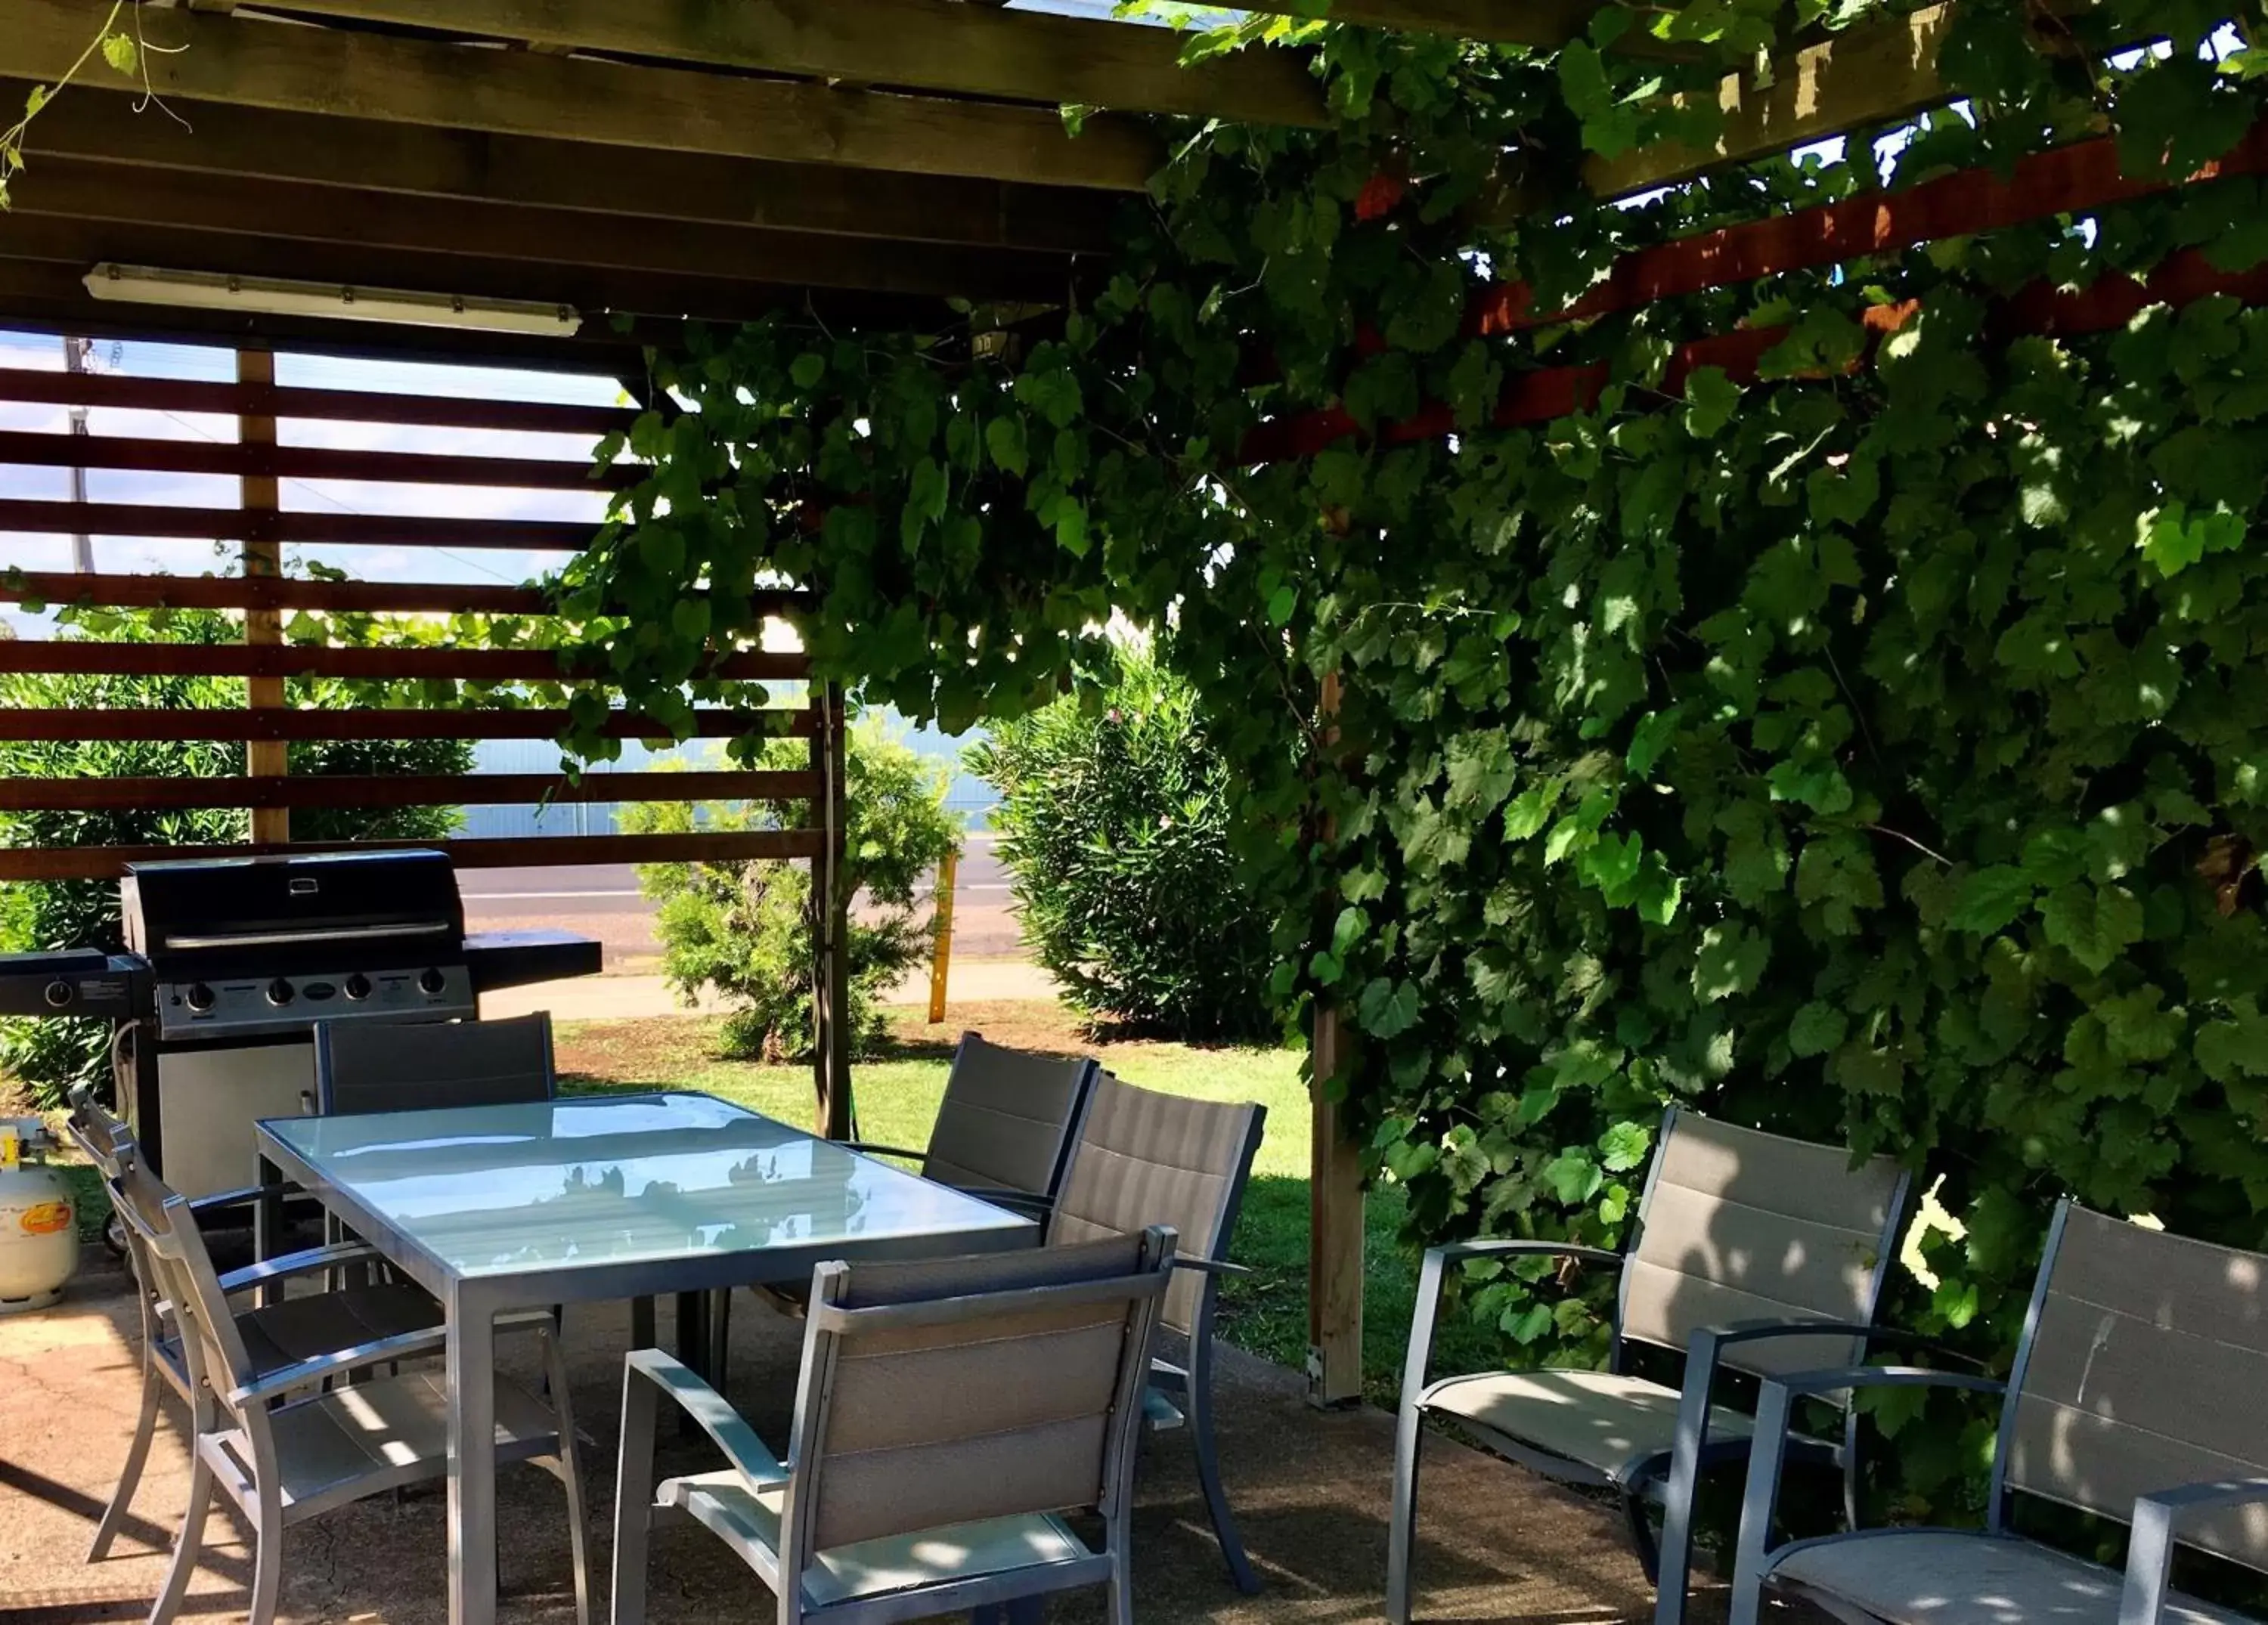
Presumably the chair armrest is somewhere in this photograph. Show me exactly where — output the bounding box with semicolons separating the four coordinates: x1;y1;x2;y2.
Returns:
217;1239;386;1295
623;1349;789;1491
962;1188;1055;1220
2123;1478;2268;1625
1171;1255;1253;1277
839;1141;928;1164
1730;1366;2007;1625
187;1181;296;1219
227;1324;448;1405
1399;1240;1624;1418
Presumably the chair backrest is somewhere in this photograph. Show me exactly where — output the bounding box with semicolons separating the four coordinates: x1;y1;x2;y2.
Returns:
1047;1071;1265;1337
1619;1107;1910;1379
64;1082;134;1181
781;1230;1173;1572
920;1033;1096;1199
314;1012;555;1116
1995;1202;2268;1572
108;1158;259;1421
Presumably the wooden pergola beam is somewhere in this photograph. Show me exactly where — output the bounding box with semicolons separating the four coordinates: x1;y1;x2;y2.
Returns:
254;0;1327;126
20;91;1120;253
1228;0;1597;42
0;0;1166;190
12;156;1083;304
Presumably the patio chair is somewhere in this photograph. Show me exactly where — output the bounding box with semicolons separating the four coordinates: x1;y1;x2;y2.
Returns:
1035;1070;1270;1594
311;1010;556;1116
63;1086;445;1565
839;1031;1096;1204
1388;1106;1911;1625
1730;1199;2268;1625
613;1228;1176;1625
110;1155;593;1625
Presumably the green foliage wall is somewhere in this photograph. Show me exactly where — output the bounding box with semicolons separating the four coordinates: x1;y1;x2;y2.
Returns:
0;604;473;1103
563;0;2268;1512
969;642;1278;1039
623;722;960;1061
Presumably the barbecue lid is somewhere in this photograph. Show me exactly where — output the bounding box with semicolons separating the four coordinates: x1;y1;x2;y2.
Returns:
120;849;466;961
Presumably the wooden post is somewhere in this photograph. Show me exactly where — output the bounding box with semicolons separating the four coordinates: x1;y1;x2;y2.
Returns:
927;847;958;1024
237;349;288;845
1308;670;1365;1407
808;682;854;1140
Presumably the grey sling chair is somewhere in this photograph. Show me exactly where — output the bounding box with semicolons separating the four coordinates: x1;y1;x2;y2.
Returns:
1732;1199;2268;1625
109;1155;594;1625
612;1228;1178;1625
1008;1069;1272;1595
1389;1105;1913;1625
311;1009;557;1116
63;1084;445;1565
837;1032;1098;1204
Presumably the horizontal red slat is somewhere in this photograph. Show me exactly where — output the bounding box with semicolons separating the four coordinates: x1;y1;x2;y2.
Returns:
1471;121;2268;338
0;769;817;812
0;498;599;551
0;830;825;883
0;707;814;742
0;428;631;492
0;364;640;435
0;640;809;683
1245;252;2268;463
0;570;811;618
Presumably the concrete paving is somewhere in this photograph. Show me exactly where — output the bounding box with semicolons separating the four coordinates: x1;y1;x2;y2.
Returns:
0;1258;1678;1625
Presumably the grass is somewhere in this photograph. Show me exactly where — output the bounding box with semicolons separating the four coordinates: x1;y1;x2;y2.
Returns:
557;1000;1494;1407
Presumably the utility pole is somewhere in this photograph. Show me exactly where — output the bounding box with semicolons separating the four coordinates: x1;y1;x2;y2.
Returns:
61;335;93;572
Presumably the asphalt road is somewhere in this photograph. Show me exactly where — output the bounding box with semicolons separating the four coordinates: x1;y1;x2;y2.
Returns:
458;837;1024;967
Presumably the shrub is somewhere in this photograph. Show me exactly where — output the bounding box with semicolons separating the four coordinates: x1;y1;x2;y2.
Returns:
0;603;473;1104
624;720;960;1061
968;645;1276;1041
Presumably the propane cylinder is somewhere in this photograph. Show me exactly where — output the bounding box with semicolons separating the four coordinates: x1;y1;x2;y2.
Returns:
0;1119;78;1314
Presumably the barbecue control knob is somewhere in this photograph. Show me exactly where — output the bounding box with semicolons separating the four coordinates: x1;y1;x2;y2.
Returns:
42;980;73;1010
265;978;296;1008
343;973;372;1001
185;983;215;1013
417;967;447;996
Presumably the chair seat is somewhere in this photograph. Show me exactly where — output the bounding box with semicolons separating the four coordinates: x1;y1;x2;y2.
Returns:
1419;1368;1758;1483
660;1469;1096;1611
1772;1530;2253;1625
155;1280;445;1388
212;1369;560;1523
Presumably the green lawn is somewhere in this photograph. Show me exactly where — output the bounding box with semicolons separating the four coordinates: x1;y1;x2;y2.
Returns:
557;1003;1492;1406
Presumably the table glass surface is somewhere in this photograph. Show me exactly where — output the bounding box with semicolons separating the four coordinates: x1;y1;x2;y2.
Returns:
258;1092;1030;1280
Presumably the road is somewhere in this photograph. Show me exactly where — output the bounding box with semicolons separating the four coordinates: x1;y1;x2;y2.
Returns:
458;836;1024;969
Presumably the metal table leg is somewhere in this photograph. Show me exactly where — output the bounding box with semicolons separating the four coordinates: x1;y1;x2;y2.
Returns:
446;1283;500;1625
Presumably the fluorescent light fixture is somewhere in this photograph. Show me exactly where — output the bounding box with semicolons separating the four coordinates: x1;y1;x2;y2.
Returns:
82;263;581;336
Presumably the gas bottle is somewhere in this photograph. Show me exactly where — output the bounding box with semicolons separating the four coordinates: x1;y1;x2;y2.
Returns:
0;1119;79;1314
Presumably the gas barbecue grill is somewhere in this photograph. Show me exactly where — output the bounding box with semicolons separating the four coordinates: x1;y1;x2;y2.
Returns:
0;849;599;1198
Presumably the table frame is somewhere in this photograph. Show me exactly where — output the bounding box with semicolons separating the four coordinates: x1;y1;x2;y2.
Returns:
254;1094;1036;1625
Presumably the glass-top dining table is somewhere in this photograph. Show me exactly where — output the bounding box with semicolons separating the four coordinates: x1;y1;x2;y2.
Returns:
253;1091;1037;1625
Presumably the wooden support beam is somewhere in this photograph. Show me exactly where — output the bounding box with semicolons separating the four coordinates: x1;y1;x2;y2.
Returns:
0;641;807;684
0;497;601;551
812;684;854;1141
238;348;290;846
20;91;1120;254
0;769;818;812
0;426;625;492
14;156;1083;304
1588;3;1958;197
256;0;1327;126
0;707;815;742
1308;669;1365;1408
1228;0;1598;42
0;829;828;883
0;570;810;619
0;0;1166;191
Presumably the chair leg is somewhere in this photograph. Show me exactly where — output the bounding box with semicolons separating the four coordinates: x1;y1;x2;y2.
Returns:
612;1360;660;1625
1108;1549;1135;1625
631;1295;656;1351
88;1357;164;1562
1623;1489;1662;1586
705;1288;731;1404
1385;1402;1424;1625
147;1453;212;1625
246;1510;283;1625
1185;1357;1259;1595
544;1331;594;1625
